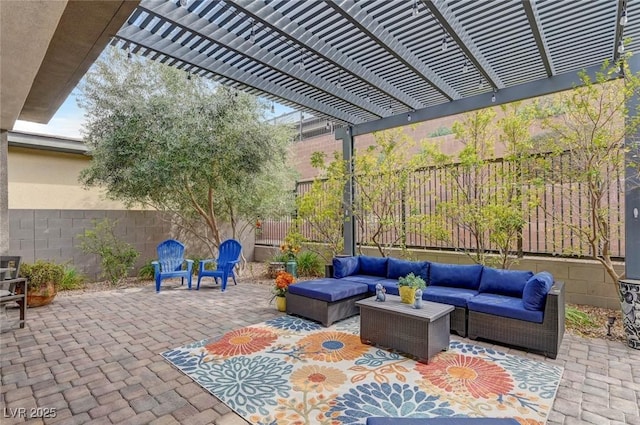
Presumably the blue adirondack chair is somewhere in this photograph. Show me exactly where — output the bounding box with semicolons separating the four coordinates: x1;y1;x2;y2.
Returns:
197;239;242;291
152;239;193;293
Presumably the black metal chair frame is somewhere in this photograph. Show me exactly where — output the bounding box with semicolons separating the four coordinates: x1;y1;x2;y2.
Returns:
1;256;27;329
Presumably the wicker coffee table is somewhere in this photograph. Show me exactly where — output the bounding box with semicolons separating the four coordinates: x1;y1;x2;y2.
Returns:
356;295;454;363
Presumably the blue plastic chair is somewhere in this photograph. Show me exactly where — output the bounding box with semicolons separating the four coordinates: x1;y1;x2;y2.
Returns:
197;239;242;291
152;239;193;293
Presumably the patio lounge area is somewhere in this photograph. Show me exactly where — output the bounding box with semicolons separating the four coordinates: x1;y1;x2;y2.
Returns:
1;276;639;425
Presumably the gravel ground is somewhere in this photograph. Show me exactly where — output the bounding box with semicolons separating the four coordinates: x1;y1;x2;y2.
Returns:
58;262;628;343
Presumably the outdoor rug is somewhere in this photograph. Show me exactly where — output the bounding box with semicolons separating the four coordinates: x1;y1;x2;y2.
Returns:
162;316;563;425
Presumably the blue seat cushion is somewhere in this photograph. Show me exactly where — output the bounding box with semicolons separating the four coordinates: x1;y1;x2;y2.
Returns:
387;257;429;281
333;257;360;278
523;271;554;311
365;278;400;296
341;275;386;285
288;278;368;302
358;256;388;277
478;267;534;298
430;263;484;290
366;418;520;425
422;286;478;308
467;293;544;323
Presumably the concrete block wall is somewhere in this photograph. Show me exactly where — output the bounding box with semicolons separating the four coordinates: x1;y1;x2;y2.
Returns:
254;245;624;309
8;209;172;281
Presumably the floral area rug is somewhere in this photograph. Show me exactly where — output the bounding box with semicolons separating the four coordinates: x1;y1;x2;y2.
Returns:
162;316;563;425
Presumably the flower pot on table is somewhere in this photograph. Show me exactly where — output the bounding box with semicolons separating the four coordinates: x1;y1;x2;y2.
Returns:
399;286;416;304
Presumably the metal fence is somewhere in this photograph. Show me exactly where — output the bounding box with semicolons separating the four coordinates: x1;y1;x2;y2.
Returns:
256;153;625;259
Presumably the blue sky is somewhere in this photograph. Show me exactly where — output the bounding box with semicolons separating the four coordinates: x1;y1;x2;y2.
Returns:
13;87;295;140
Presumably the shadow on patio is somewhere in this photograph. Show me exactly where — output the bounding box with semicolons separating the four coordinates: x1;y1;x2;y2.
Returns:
1;276;639;425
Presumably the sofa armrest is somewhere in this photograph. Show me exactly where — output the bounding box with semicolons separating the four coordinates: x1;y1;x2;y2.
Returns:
543;280;565;354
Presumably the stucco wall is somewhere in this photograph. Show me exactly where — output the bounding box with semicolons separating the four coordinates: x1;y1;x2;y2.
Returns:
8;146;131;210
254;245;623;309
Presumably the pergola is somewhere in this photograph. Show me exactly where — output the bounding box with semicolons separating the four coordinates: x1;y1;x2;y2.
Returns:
1;0;639;282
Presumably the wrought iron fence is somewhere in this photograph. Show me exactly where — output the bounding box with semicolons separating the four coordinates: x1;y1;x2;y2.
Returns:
256;153;625;259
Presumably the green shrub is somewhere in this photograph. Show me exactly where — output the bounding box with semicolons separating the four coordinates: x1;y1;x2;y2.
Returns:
296;251;323;277
271;252;290;263
187;256;216;276
138;260;155;280
19;260;65;290
58;266;85;291
565;306;597;328
77;218;139;285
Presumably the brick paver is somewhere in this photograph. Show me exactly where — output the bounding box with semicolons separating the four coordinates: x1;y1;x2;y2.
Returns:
1;278;639;424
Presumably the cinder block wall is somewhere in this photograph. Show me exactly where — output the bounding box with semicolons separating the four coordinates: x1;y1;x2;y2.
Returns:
254;245;623;309
8;209;172;281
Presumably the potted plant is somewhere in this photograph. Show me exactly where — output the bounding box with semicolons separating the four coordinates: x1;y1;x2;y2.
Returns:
398;272;426;304
271;271;295;312
280;230;303;278
18;260;65;307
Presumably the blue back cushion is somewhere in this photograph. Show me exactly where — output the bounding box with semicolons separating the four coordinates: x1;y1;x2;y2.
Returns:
358;256;388;277
386;257;429;281
429;263;484;290
333;256;360;278
478;267;534;297
522;271;554;311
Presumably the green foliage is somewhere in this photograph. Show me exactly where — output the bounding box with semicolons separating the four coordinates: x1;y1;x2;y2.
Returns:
418;106;533;268
398;272;426;289
78;47;297;256
353;129;428;257
295;251;324;277
297;152;345;262
565;306;597;328
270;253;290;263
77;218;139;285
428;126;453;137
137;260;155;280
537;59;640;283
59;266;85;291
19;261;65;290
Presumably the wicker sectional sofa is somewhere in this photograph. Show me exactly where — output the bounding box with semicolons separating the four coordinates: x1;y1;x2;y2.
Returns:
286;255;565;358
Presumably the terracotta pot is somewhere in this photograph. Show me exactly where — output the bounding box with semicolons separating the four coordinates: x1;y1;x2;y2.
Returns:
17;281;57;307
399;286;416;304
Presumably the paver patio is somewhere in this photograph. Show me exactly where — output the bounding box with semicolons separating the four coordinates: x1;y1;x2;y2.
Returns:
1;278;639;425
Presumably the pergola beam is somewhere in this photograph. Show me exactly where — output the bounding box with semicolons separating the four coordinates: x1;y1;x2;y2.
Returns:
137;3;388;118
350;60;609;137
328;0;460;101
117;25;365;124
232;0;424;111
522;0;555;77
424;0;504;89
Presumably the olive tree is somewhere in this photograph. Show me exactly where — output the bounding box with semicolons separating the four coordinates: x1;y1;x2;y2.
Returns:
78;48;296;257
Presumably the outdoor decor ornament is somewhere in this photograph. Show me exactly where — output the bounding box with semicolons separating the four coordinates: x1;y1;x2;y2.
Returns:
414;288;423;309
375;284;386;302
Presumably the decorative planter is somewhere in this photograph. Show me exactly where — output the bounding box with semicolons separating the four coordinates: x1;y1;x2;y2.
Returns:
267;262;286;279
17;281;57;307
399;286;416;304
286;261;297;278
275;296;286;312
619;279;640;350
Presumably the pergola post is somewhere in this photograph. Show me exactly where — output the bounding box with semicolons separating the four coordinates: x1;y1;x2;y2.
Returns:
624;56;640;280
337;126;356;256
0;129;8;255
